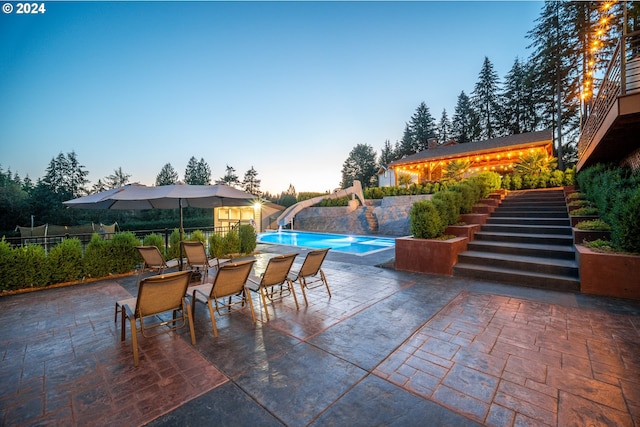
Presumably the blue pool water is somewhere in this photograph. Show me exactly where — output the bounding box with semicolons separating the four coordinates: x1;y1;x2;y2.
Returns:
258;231;395;256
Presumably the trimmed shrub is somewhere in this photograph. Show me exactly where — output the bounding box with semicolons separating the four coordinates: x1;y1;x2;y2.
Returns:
84;233;112;278
238;224;257;254
110;232;140;274
14;244;49;288
410;200;445;239
432;190;461;226
187;229;206;244
222;229;240;255
208;233;224;258
166;229;181;260
48;238;83;283
0;238;16;291
575;219;611;231
610;186;640;253
142;233;165;255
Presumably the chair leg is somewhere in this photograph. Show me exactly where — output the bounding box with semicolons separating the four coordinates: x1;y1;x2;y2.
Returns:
245;291;257;324
130;317;139;367
259;287;270;321
185;300;196;345
114;302;119;323
288;279;299;310
321;270;332;298
299;279;309;306
207;300;218;337
121;309;127;341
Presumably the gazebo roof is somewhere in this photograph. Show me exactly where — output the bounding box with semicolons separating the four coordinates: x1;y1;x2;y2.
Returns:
389;129;553;167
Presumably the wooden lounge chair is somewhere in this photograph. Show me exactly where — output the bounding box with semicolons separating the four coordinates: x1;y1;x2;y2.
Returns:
246;253;299;321
190;259;256;337
181;241;230;283
114;246;179;322
118;271;195;366
288;248;331;305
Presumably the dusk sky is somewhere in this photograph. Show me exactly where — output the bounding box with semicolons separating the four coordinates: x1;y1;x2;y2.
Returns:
1;1;543;195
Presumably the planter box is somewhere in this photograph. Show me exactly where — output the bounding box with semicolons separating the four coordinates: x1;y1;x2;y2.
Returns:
576;245;640;300
472;205;495;214
446;224;481;241
563;185;576;197
570;215;599;227
572;228;611;244
460;213;489;225
395;236;468;276
479;198;500;207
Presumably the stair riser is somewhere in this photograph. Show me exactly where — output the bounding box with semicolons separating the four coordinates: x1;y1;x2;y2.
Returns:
457;254;579;277
487;218;570;226
481;225;572;235
492;211;568;218
467;242;576;260
453;266;580;292
474;233;574;246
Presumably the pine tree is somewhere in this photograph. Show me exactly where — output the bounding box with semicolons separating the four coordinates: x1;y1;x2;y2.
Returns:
500;58;528;135
408;102;437;151
451;91;479;143
340;144;378;188
397;124;415;157
156;163;179;186
105;167;131;189
471;57;502;140
437;109;453;143
379;139;395;166
242;166;261;196
184;157;211;185
219;165;240;187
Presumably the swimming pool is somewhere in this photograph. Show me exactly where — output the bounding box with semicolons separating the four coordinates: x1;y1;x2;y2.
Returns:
258;231;395;256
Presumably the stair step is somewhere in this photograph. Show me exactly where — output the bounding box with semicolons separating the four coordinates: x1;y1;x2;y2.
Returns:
491;210;569;218
474;231;574;246
453;263;580;292
487;217;571;226
467;240;576;260
481;224;572;235
457;251;579;277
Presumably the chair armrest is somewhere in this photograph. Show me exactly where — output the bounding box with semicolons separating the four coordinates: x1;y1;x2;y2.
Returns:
122;304;136;319
246;275;261;292
165;259;180;269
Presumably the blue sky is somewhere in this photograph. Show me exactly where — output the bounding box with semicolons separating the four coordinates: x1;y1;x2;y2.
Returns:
0;1;543;195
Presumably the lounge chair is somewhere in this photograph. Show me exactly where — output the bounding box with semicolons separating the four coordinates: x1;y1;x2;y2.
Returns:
114;246;179;322
118;271;195;366
246;253;299;321
190;259;256;337
288;248;331;305
181;241;230;283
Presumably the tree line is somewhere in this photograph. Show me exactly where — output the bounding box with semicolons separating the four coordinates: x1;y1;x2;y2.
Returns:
340;1;640;188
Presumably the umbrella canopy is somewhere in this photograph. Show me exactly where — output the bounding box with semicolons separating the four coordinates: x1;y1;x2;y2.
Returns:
64;183;257;266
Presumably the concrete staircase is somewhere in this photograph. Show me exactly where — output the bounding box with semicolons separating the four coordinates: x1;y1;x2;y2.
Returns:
453;188;580;292
364;207;379;232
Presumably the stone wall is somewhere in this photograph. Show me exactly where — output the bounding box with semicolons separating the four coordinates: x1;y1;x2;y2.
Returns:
291;194;432;236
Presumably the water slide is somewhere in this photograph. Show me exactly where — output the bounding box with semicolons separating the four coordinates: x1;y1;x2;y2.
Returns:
276;180;365;228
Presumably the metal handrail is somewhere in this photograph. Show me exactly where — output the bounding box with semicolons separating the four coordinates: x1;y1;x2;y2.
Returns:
578;30;640;162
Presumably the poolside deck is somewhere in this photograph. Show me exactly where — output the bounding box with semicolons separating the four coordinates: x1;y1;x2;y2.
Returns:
1;244;639;426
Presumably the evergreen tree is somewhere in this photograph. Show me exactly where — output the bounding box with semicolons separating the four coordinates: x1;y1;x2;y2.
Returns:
91;179;108;194
42;151;89;199
396;124;415;157
242;166;261;196
471;57;502;140
500;58;528;135
184;157;211;185
219;165;240;187
408;102;437;151
156;163;179;186
437;109;453;143
451;91;480;143
340;144;378;188
379;139;395;166
105;167;131;189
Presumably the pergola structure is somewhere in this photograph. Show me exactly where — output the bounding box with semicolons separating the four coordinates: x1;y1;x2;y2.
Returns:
387;129;554;185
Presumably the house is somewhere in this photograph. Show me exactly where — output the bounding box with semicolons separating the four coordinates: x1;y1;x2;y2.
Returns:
383;130;554;186
377;165;395;187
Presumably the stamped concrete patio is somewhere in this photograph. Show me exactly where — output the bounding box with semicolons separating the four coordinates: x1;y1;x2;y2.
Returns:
1;244;639;426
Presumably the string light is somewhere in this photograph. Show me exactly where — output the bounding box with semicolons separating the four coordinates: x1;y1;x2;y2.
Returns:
583;1;617;103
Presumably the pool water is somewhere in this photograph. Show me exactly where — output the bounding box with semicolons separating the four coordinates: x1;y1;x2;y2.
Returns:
258;231;395;256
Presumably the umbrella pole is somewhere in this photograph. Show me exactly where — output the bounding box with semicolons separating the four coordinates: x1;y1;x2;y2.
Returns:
179;198;184;271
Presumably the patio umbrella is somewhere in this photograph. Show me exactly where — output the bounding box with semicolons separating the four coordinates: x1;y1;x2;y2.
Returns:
64;183;257;265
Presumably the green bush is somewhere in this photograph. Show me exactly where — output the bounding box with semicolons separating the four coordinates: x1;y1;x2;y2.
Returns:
14;244;49;288
450;182;480;214
570;207;599;216
549;170;565;187
575;219;611;231
167;229;181;260
410;200;445;239
110;232;141;274
188;229;206;244
610;186;640;253
208;233;224;258
48;238;83;283
84;233;112;278
470;171;501;197
238;224;257;254
142;233;165;255
222;229;240;255
432;190;461;226
0;238;16;291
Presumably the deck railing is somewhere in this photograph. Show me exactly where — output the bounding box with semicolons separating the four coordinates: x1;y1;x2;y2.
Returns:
578;30;640;162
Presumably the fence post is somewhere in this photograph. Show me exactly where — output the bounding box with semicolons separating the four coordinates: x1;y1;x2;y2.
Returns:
164;228;169;252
